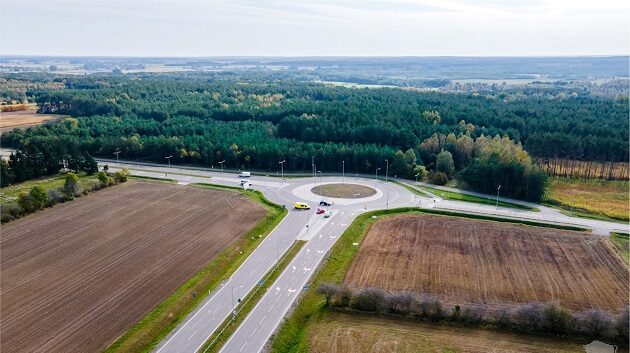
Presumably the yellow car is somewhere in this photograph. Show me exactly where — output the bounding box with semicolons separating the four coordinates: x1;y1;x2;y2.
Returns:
294;202;310;210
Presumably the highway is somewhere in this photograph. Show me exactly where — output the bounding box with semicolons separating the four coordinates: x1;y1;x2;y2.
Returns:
100;160;628;353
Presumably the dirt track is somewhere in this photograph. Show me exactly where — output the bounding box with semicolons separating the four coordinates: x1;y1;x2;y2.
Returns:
344;214;629;311
0;181;265;353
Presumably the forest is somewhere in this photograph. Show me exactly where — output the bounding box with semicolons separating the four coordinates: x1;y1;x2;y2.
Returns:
1;72;628;201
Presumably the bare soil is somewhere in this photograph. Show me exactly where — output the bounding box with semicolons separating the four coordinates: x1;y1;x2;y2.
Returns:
309;313;586;353
344;214;628;311
311;183;376;199
0;181;265;353
0;110;64;133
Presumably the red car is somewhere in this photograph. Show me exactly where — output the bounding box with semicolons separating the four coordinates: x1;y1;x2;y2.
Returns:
316;208;325;214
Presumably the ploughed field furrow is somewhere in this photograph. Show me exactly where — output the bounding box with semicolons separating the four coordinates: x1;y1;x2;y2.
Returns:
0;181;265;353
344;214;628;311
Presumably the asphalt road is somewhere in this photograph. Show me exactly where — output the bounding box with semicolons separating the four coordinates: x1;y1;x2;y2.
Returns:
101;160;628;353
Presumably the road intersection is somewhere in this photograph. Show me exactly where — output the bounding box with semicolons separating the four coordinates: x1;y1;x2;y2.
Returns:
101;160;628;353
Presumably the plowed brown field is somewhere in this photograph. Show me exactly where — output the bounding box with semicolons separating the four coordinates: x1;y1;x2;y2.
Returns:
0;181;265;353
0;110;64;133
344;214;628;311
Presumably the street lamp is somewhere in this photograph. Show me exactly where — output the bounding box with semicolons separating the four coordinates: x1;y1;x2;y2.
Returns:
415;172;420;183
164;155;173;175
113;150;121;164
218;160;226;174
231;285;244;317
342;160;345;184
279;160;286;179
311;156;315;179
385;159;390;208
375;167;381;187
496;185;502;209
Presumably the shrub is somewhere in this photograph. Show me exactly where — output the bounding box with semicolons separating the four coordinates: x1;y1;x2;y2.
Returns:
18;192;35;212
98;171;109;185
615;306;629;342
114;168;130;183
574;309;614;339
461;305;486;325
29;185;48;210
387;292;415;316
430;171;449;185
351;287;386;313
416;294;444;321
333;285;354;308
47;189;65;205
317;283;338;307
492;307;512;328
1;203;22;222
513;302;544;333
541;302;572;335
63;172;80;197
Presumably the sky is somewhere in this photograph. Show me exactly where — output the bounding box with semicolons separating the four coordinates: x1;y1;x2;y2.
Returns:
1;0;629;57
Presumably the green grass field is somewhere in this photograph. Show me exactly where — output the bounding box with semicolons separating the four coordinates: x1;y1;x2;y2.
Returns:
544;178;629;222
610;232;629;264
414;184;537;211
0;173;100;204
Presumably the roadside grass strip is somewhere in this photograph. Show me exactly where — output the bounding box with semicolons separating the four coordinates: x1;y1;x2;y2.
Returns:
198;240;306;353
610;232;629;264
103;182;286;353
415;184;537;211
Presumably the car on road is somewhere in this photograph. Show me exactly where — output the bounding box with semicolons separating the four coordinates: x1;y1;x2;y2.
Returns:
319;200;332;206
324;210;333;218
316;208;325;214
239;171;251;177
294;202;310;210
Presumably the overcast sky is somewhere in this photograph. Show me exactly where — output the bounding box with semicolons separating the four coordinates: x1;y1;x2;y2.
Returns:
1;0;628;56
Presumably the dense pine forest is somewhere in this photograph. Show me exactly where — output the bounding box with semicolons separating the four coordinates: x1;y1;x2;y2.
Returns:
1;72;628;201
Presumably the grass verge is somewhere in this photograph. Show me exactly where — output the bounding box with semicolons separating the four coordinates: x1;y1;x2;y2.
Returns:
198;240;306;353
268;207;590;353
610;232;629;264
416;184;537;211
102;182;287;353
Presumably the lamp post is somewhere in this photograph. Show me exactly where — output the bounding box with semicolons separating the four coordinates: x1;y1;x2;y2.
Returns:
495;185;502;209
415;172;420;183
164;155;172;175
279;160;285;179
231;285;244;318
385;159;390;208
218;160;225;174
113;150;121;164
375;167;381;188
311;156;315;179
342;160;345;184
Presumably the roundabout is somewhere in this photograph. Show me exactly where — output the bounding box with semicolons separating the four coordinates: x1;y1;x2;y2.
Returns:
311;183;377;199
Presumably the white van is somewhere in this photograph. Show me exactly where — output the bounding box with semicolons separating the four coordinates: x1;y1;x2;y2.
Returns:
239;171;251;177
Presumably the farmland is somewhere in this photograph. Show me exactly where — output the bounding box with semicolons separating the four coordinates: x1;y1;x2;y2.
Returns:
309;313;585;353
311;183;376;198
0;110;64;133
0;181;266;353
544;178;629;221
344;214;629;311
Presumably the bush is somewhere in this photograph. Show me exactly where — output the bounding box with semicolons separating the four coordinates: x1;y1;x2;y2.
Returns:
461;305;486;325
18;192;35;212
429;171;449;185
387;292;415;316
615;306;629;343
351;287;386;313
98;171;109;185
47;189;65;205
574;309;614;339
316;283;338;307
416;294;444;321
541;302;572;335
114;168;130;183
63;172;80;197
333;285;354;308
29;185;48;210
492;307;512;328
513;302;544;333
1;203;23;222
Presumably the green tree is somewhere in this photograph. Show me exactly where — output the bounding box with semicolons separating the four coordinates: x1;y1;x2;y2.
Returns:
113;168;130;183
436;150;455;178
1;160;14;187
390;150;411;178
63;172;80;197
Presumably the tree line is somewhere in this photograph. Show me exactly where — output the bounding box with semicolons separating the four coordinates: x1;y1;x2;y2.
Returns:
317;283;629;345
